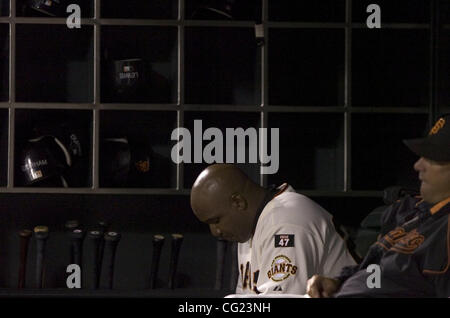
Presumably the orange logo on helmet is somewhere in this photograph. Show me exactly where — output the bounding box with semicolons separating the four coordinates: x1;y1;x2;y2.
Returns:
135;160;150;173
429;118;446;135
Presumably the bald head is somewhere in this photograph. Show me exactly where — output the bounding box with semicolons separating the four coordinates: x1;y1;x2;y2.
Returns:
191;164;251;218
190;164;266;242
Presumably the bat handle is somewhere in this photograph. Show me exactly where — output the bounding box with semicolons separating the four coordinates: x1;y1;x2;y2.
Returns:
149;235;165;289
18;230;32;289
168;234;184;289
102;231;121;289
98;221;108;268
86;230;102;289
215;238;228;290
69;229;85;266
34;226;49;289
65;220;80;232
35;239;47;288
72;241;81;266
96;222;108;275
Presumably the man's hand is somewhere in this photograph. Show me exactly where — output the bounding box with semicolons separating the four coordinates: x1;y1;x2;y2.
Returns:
306;275;341;298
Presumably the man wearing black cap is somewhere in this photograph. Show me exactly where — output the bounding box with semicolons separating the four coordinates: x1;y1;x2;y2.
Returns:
306;114;450;298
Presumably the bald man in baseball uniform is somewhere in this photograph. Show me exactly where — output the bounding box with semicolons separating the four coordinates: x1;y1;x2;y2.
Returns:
190;164;356;295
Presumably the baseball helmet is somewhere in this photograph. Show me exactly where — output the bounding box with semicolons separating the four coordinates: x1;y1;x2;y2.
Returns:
28;0;64;17
19;135;72;186
127;137;154;187
190;0;235;19
32;120;84;163
100;136;159;187
100;137;131;187
30;119;88;187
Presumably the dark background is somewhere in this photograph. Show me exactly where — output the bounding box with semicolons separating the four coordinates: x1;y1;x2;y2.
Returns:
0;0;448;296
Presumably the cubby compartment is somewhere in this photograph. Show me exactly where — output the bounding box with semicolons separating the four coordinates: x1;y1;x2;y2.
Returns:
269;28;345;106
16;0;93;18
185;0;261;21
0;23;8;102
101;26;177;104
14;109;92;188
0;0;8;16
351;113;429;191
99;110;177;188
438;30;450;113
185;27;260;105
101;0;178;19
269;0;345;22
267;113;345;190
352;29;430;108
0;109;7;186
352;0;430;24
442;0;450;24
316;196;385;228
182;111;261;188
15;24;93;103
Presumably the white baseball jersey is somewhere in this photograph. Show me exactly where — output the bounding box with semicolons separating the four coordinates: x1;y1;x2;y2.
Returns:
235;183;356;295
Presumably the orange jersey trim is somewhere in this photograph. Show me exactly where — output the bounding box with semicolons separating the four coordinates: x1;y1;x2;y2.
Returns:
430;197;450;215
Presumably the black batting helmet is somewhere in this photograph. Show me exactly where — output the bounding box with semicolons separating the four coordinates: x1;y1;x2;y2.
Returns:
19;135;72;186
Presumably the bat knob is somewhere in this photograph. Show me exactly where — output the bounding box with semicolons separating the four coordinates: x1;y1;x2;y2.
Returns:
98;221;109;232
69;228;85;239
170;233;184;251
19;229;32;238
98;221;108;227
87;230;102;239
153;234;165;243
104;231;121;242
171;233;184;241
34;226;49;240
65;220;80;231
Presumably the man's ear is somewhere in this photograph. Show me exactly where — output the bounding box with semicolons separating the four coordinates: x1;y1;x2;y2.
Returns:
230;193;248;211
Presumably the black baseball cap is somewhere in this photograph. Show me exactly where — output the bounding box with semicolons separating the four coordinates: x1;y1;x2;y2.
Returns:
403;114;450;162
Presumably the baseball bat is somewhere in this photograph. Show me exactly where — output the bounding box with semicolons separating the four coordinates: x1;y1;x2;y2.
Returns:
34;225;49;289
100;231;121;289
214;238;228;290
86;229;102;289
96;221;108;273
229;242;238;291
65;220;80;267
168;233;184;289
149;234;165;289
65;220;80;232
69;228;85;266
18;229;32;288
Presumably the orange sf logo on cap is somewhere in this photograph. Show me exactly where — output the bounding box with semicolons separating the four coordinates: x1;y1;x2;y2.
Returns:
429;118;446;136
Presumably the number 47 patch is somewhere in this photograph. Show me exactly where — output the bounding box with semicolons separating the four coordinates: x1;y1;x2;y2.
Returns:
274;234;295;247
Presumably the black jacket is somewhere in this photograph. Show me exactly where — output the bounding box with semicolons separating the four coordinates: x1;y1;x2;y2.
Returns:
335;195;450;298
